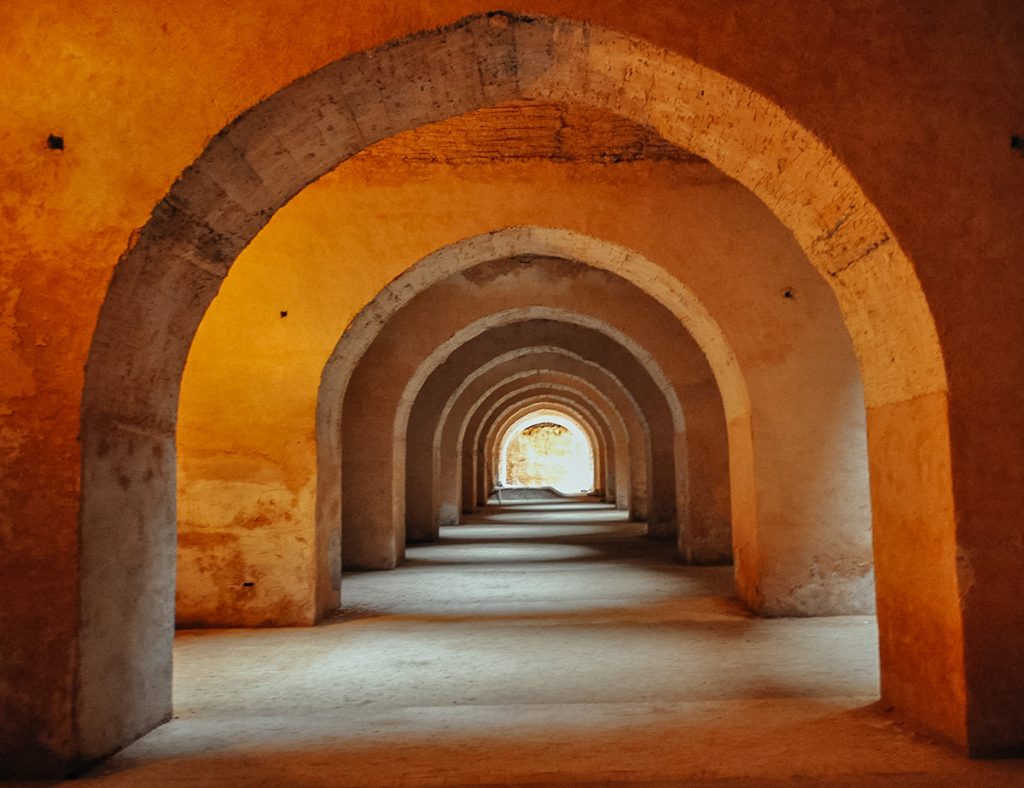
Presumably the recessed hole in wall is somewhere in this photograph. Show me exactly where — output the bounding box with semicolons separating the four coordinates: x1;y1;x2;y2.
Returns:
46;134;64;150
279;310;288;318
783;288;795;299
242;582;255;587
1012;134;1024;156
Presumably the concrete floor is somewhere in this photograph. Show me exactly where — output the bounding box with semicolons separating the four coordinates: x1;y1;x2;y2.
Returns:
64;501;1024;786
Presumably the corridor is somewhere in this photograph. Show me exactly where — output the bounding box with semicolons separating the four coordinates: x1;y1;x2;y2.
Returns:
72;502;1024;786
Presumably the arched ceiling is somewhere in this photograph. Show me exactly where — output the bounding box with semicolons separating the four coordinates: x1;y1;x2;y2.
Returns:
354;100;707;165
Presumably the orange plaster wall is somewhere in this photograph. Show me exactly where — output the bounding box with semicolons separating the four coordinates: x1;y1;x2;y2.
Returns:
868;391;965;744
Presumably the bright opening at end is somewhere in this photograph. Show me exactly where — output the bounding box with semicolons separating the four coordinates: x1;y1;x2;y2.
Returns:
498;410;596;494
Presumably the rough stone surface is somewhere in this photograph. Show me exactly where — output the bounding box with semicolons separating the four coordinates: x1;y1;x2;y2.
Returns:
354;100;707;164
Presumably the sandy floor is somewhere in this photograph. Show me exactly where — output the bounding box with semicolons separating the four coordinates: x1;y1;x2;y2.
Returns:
61;501;1024;786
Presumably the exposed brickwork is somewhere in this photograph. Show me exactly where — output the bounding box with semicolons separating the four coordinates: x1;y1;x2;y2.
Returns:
355;100;708;164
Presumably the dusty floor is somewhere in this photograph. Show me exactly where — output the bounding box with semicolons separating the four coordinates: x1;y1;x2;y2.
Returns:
57;501;1024;786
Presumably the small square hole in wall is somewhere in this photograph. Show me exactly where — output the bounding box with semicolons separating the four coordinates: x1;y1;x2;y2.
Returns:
47;134;64;150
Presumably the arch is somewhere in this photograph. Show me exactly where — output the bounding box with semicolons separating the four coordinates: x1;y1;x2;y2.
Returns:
78;11;959;760
457;365;648;521
482;397;601;498
417;354;639;529
497;408;599;494
402;315;684;539
476;386;621;509
484;398;603;495
460;354;659;532
481;380;622;505
430;347;644;521
320;223;865;615
349;251;728;563
413;370;626;537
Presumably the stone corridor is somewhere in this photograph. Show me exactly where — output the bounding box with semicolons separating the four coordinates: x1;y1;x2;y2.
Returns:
65;502;1024;786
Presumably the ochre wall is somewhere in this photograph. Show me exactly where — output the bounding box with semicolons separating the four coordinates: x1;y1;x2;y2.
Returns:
2;0;1022;772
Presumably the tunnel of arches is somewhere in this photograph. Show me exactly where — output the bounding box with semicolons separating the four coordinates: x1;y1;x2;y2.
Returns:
432;350;642;520
466;377;629;513
491;402;604;496
39;10;1014;778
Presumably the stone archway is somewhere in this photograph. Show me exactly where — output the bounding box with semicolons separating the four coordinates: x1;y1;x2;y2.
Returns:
479;389;618;508
413;370;628;536
428;348;645;520
80;11;959;763
340;307;688;568
412;357;639;530
467;374;645;517
328;236;865;609
496;408;599;494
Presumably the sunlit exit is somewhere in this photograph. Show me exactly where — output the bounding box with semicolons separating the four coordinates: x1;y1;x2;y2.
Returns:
498;409;595;494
